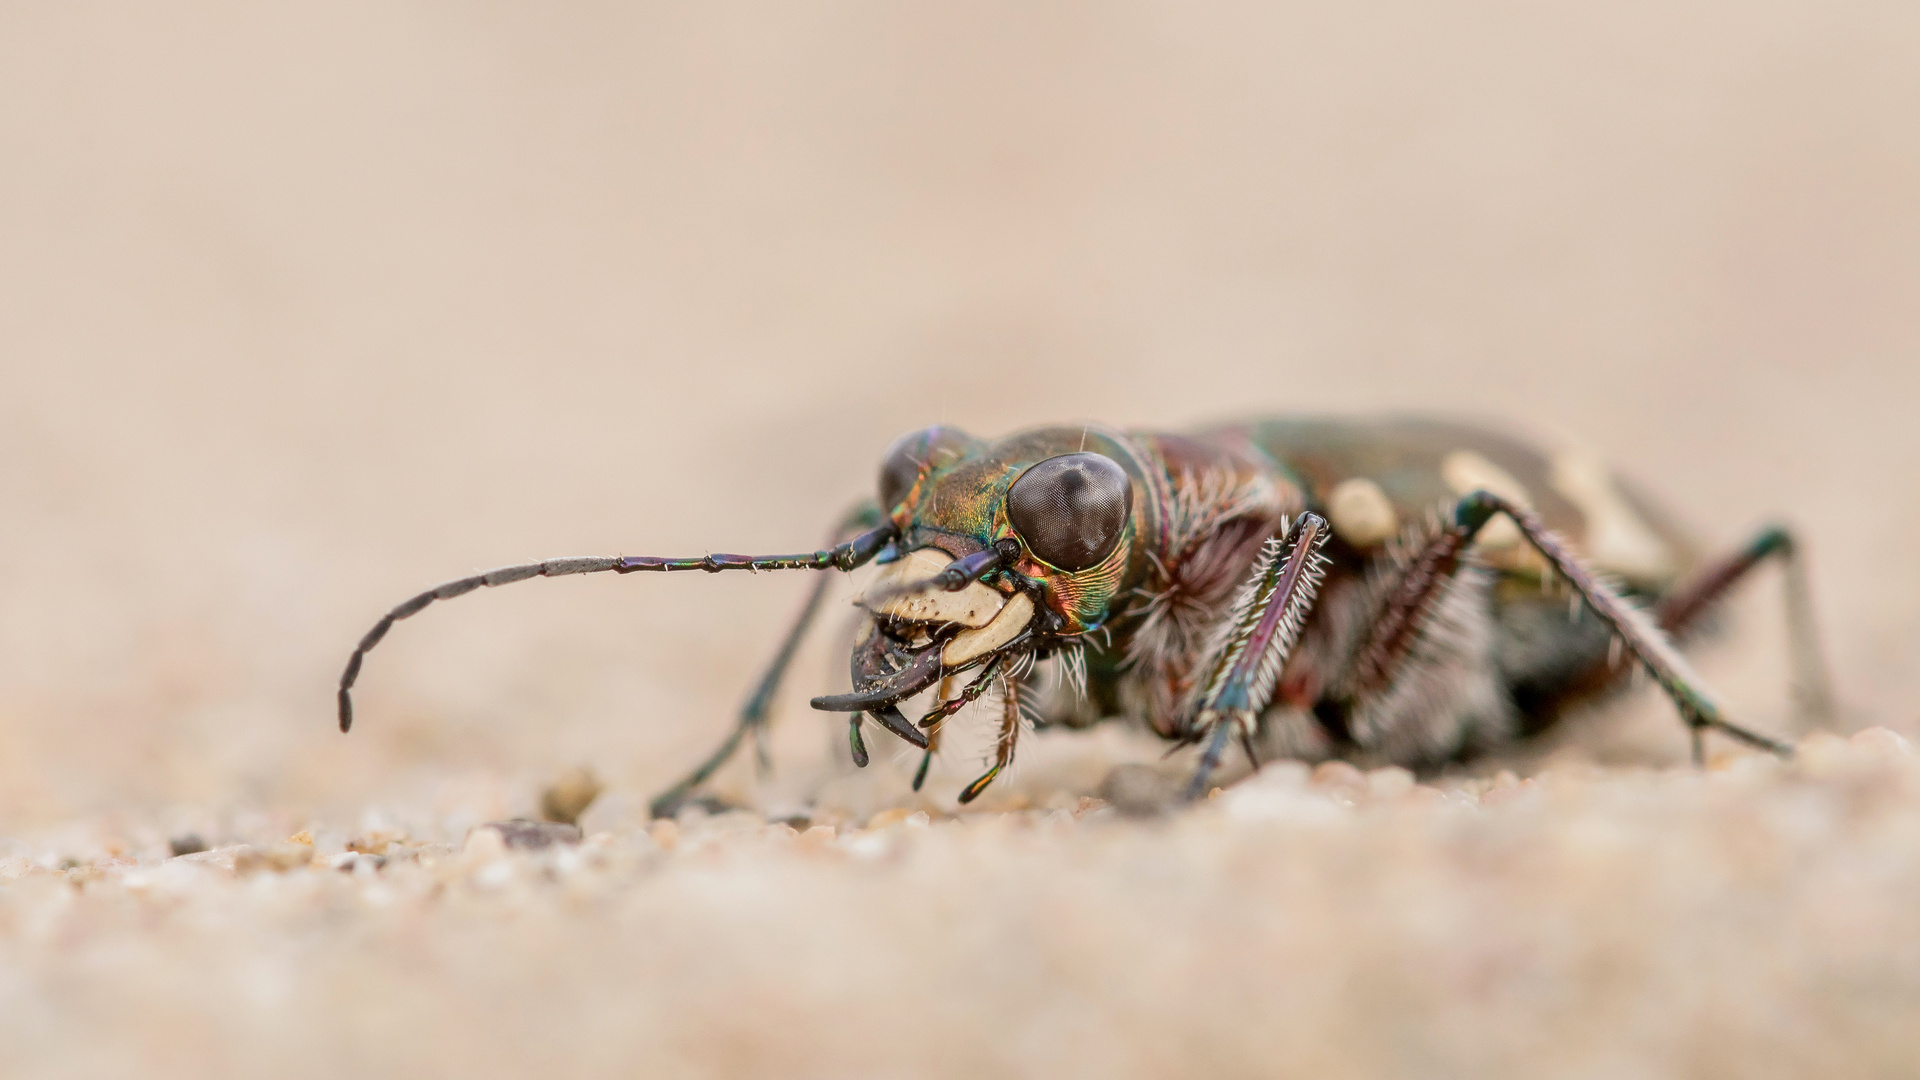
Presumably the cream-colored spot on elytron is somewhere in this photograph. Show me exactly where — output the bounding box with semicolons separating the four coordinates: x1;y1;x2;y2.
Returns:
943;591;1034;666
856;548;1004;628
1326;477;1399;547
1441;449;1530;549
1549;450;1676;584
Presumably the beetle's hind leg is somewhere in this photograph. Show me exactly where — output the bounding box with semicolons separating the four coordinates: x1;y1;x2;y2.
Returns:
1654;524;1836;731
1453;492;1791;762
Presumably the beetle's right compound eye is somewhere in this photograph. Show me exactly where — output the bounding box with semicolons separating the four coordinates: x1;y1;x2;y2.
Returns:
1006;452;1133;572
878;425;978;512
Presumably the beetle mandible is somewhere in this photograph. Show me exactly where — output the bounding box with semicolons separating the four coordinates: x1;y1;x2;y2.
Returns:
337;417;1834;815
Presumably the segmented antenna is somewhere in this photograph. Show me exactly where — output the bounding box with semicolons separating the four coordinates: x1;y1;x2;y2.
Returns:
337;524;894;733
857;538;1018;613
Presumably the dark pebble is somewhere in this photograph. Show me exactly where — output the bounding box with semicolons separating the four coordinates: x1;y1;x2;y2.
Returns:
476;819;583;850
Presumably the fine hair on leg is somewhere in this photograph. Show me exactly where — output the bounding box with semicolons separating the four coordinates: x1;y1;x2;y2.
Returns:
959;670;1026;804
1183;513;1332;799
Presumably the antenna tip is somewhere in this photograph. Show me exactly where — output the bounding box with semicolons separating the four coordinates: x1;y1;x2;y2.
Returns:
337;690;354;733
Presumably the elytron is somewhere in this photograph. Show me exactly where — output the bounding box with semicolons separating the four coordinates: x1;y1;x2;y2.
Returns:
338;417;1832;816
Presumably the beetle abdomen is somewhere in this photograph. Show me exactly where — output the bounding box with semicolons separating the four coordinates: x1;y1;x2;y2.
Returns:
1213;415;1701;592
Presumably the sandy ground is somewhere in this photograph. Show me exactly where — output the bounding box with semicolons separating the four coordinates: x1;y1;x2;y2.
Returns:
3;4;1920;1077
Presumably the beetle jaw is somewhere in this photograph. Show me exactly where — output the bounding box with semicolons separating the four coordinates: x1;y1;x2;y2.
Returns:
811;548;1043;715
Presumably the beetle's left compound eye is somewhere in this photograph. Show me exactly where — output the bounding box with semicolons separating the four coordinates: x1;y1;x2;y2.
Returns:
1006;453;1133;572
878;425;978;512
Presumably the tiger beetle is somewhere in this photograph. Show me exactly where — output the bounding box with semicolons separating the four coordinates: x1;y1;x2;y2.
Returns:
337;417;1834;816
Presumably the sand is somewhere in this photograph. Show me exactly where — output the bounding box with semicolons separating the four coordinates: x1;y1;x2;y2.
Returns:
7;734;1920;1079
3;3;1919;1077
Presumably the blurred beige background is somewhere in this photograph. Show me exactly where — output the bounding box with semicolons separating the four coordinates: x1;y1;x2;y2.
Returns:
2;2;1917;825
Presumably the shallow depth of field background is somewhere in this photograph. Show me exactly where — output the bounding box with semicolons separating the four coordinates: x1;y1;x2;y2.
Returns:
2;4;1919;1076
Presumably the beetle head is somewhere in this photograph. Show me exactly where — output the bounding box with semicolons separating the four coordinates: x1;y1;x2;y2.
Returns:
810;425;1143;720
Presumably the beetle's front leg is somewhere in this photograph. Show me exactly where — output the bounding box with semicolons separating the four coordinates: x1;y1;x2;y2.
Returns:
1181;513;1332;799
649;502;886;819
958;669;1026;804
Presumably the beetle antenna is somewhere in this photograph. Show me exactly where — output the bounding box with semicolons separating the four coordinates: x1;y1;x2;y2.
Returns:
858;538;1020;613
337;524;895;733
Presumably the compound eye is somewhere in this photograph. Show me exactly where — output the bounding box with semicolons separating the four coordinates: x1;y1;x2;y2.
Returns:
877;425;979;512
1006;453;1133;572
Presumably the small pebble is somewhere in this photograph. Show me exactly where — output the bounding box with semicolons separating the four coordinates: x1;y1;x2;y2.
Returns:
647;819;680;852
1850;727;1912;756
349;830;406;855
1310;760;1367;793
1098;764;1183;817
168;834;208;857
461;827;507;864
234;843;315;874
539;767;605;826
1252;760;1312;789
1366;766;1416;800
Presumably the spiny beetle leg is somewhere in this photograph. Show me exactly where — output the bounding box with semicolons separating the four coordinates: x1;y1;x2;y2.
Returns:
1452;490;1792;760
917;658;1004;728
649;568;838;818
1183;721;1238;803
958;671;1023;805
1183;514;1331;801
